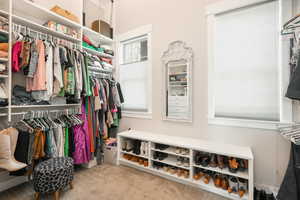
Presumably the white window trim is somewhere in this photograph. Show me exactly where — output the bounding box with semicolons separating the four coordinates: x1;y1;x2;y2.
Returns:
117;24;153;119
207;0;293;130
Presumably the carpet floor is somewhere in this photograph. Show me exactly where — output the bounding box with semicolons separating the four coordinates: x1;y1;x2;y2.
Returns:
0;164;227;200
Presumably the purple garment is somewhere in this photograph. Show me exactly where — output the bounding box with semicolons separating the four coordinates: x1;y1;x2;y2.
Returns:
72;103;91;164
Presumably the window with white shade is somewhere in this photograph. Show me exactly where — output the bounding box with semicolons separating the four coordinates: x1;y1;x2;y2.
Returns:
118;25;152;116
207;0;293;129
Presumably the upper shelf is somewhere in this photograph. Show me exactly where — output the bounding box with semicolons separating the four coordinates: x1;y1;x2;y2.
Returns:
13;0;82;29
0;9;9;17
83;26;113;45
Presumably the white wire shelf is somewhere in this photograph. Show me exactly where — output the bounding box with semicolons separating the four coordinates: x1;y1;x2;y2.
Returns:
83;47;114;58
10;104;81;109
0;58;8;62
151;148;190;158
193;164;249;180
13;0;81;29
0;9;9;17
0;29;9;35
82;26;113;45
12;15;81;43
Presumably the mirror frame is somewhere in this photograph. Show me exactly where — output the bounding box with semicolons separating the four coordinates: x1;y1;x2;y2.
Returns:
162;41;193;123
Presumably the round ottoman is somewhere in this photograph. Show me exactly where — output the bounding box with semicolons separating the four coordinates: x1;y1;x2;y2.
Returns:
33;157;74;200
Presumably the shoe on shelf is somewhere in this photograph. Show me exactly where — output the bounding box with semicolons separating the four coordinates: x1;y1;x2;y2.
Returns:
158;152;168;161
153;152;159;160
176;157;183;166
200;153;210;167
228;177;239;194
213;173;222;188
228;157;239;173
126;140;134;152
169;167;177;175
133;140;141;155
209;154;218;168
144;142;148;156
238;159;248;172
183;170;189;179
138;158;144;165
183;158;189;168
121;139;128;151
175;147;182;154
221;175;229;190
143;160;149;167
217;155;228;169
177;169;184;177
238;178;248;198
140;142;145;156
203;171;211;184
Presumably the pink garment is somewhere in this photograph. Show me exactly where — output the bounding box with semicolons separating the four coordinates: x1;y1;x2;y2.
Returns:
73;103;91;164
12;41;22;72
28;40;47;91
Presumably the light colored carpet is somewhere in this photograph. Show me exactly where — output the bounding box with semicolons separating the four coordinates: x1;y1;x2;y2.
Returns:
0;164;227;200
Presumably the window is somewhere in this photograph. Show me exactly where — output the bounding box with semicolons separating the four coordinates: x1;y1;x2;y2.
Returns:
207;0;293;129
118;25;152;117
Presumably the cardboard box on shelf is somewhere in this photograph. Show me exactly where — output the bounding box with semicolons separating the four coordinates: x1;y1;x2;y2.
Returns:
50;5;80;23
91;20;113;39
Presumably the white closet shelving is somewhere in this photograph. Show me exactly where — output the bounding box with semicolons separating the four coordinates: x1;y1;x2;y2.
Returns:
117;131;254;200
0;0;115;122
0;0;115;192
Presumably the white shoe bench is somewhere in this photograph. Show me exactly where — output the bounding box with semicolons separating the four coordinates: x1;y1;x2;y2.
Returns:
117;130;254;200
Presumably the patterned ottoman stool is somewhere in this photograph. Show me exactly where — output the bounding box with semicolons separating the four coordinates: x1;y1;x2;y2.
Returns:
33;157;74;200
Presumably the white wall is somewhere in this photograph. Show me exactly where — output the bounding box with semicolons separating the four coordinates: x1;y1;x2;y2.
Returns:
115;0;293;187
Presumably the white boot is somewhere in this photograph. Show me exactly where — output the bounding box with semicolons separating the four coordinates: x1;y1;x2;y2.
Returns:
0;128;27;172
140;142;145;156
8;128;28;168
144;142;148;157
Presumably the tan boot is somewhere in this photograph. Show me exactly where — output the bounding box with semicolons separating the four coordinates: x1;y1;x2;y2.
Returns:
8;128;27;168
0;128;27;171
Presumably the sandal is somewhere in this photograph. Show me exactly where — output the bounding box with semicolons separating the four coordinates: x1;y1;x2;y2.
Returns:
238;178;248;197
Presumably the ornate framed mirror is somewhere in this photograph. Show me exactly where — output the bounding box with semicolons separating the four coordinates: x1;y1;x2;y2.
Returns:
162;41;193;122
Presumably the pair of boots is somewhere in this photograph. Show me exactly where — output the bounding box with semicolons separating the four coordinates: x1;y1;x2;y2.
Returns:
0;128;27;171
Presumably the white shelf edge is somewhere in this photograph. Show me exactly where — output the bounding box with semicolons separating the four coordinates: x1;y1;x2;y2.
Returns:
83;47;114;58
121;151;149;159
10;104;81;108
12;15;81;43
151;148;190;158
0;58;8;62
0;9;9;17
0;29;9;35
151;158;190;170
193;164;249;180
0;75;8;78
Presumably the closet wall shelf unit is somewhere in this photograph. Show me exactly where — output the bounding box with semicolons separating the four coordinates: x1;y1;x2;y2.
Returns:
12;15;81;42
117;131;254;200
12;0;82;29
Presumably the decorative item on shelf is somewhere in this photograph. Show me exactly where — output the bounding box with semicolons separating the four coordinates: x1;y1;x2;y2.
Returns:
50;5;80;23
91;20;113;39
43;21;80;39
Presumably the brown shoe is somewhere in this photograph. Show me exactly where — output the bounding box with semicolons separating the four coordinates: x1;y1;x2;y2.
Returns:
221;175;229;190
228;157;239;173
213;173;222;188
143;160;149;167
203;171;211;184
139;159;144;165
209;154;218;168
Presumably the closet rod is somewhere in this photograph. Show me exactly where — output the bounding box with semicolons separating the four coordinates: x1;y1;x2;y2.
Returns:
12;23;81;49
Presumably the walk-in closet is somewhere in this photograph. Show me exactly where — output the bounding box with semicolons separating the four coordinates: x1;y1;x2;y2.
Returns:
0;0;298;200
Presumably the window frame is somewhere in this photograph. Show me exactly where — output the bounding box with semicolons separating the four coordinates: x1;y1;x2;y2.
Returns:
117;24;153;119
207;0;293;130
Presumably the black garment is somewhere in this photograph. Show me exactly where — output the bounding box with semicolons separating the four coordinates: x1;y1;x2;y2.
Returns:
277;143;300;200
116;83;124;103
10;131;29;176
69;128;75;157
286;40;300;100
